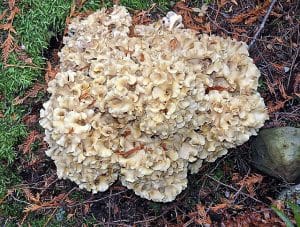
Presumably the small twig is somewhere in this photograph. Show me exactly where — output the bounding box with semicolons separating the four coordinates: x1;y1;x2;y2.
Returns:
132;205;178;225
108;188;112;226
40;178;59;195
287;26;300;90
206;13;290;48
95;221;131;226
248;0;277;49
183;217;195;227
4;63;46;70
10;194;32;205
233;169;251;201
208;155;229;174
68;190;128;207
205;174;265;204
20;212;29;226
42;187;76;227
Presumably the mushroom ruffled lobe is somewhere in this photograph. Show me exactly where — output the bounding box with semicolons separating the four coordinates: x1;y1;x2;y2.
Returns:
40;6;268;202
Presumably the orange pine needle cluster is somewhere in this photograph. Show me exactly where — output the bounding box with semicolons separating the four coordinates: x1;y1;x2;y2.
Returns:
0;0;19;63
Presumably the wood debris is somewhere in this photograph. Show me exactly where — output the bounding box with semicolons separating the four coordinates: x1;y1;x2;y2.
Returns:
174;1;211;33
19;130;42;154
0;0;19;63
13;83;45;105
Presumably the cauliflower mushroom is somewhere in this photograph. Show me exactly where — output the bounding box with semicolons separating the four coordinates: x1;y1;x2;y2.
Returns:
40;6;268;202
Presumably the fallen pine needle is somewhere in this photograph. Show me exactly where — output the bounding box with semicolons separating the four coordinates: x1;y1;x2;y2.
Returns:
248;0;277;49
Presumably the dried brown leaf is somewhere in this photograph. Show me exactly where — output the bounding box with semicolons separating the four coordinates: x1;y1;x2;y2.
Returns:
0;2;19;63
194;204;212;225
223;205;285;226
267;98;292;114
278;80;292;100
236;174;263;196
227;14;245;23
227;1;270;24
232;172;241;182
1;33;14;63
271;62;285;72
128;25;141;38
116;145;145;158
175;1;193;12
206;85;229;93
266;79;276;96
22;188;41;204
20;130;41;154
0;23;12;30
23;114;38;126
14;83;45;105
23;193;67;213
244;15;259;25
234;27;247;34
211;203;228;212
169;38;180;50
23;204;42;213
45;61;58;83
174;1;211;33
7;7;19;21
139;53;144;62
193;16;204;23
132;11;152;25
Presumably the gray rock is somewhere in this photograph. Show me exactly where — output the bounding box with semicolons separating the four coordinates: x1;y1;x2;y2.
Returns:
251;127;300;183
278;184;300;205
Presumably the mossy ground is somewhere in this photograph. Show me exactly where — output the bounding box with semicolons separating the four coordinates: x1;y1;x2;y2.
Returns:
0;0;299;225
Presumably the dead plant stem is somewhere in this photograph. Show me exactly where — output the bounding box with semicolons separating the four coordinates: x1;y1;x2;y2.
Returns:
205;174;265;205
248;0;277;49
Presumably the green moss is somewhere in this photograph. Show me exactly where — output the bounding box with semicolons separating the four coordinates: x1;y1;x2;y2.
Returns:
0;166;20;199
120;0;170;10
0;117;26;163
69;191;85;202
16;0;73;57
149;202;163;214
81;0;112;11
258;77;268;93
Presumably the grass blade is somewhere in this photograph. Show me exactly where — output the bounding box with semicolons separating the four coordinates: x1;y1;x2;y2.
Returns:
287;201;300;227
271;205;294;227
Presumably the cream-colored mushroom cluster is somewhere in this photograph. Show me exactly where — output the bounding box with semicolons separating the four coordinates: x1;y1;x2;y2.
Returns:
40;6;268;202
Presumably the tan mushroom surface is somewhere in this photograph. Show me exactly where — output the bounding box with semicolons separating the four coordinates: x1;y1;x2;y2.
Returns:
40;6;269;202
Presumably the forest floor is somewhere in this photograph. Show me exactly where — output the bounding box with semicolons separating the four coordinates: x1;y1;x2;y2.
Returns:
0;0;299;226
